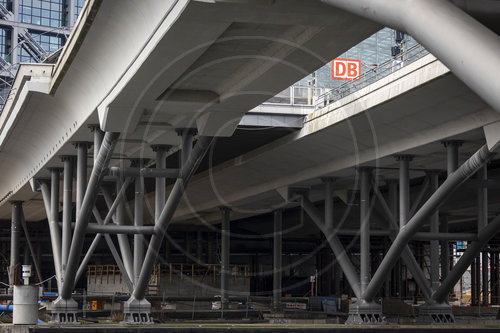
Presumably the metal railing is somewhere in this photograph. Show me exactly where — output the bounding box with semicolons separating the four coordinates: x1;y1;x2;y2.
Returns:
315;44;429;110
265;85;325;106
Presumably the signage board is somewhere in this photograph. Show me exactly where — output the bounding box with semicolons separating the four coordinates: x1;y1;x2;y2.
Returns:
332;58;361;80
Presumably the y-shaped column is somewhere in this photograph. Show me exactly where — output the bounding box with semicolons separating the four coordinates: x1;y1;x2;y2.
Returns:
362;145;494;325
124;135;213;323
53;132;119;324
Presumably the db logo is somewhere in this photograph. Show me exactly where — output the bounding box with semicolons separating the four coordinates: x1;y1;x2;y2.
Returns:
332;58;361;80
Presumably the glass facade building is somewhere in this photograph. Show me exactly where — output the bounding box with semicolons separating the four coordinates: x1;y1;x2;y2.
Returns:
267;27;424;106
297;27;419;89
0;0;86;65
19;0;65;27
0;0;85;105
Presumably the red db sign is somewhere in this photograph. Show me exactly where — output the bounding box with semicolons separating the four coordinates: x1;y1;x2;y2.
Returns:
332;58;361;80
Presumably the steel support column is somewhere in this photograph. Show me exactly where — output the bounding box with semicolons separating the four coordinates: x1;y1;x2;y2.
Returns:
134;160;145;286
152;145;170;222
471;257;477;305
61;156;74;271
323;178;335;229
74;142;90;218
428;172;440;292
359;168;371;294
124;136;213;323
273;209;282;312
90;125;104;167
62;132;120;299
19;206;42;283
179;129;194;166
442;141;461;281
396;155;412;229
9;201;22;286
387;180;398;297
478;165;488;305
39;180;62;292
345;168;383;324
220;207;231;308
50;168;63;291
363;145;494;303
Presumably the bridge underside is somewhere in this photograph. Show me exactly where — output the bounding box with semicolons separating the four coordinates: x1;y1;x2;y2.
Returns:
0;0;499;328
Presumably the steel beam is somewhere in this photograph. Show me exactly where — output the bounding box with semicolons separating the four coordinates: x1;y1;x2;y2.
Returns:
363;145;494;302
152;145;170;222
179;129;195;166
74;142;90;218
444;141;462;176
273;209;282;312
428;172;440;292
9;201;21;286
359;168;371;295
221;207;230;308
39;180;62;291
86;224;155;235
396;155;412;229
62;132;119;299
300;194;361;299
61;156;74;270
134;160;145;286
90;125;104;167
432;213;500;303
50;168;63;291
323;178;335;229
478;165;489;305
442;141;461;281
320;0;500;113
107;167;179;179
132;136;214;301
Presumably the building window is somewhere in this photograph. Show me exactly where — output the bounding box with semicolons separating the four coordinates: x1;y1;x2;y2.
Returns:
0;26;11;63
74;0;85;22
19;0;65;28
18;30;63;63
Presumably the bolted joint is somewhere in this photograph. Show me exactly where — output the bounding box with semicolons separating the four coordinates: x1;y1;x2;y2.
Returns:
151;144;171;153
394;154;413;162
130;159;149;168
441;140;463;148
88;124;103;133
71;141;93;149
60;155;76;163
175;128;198;137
